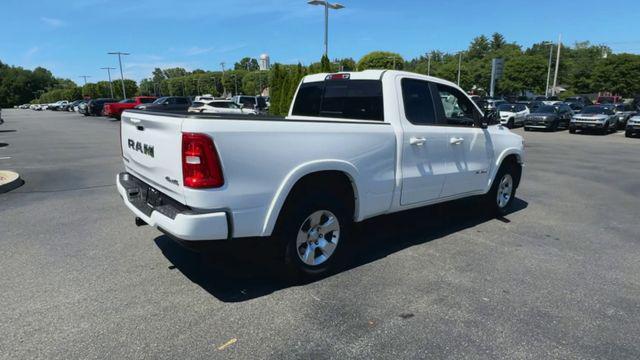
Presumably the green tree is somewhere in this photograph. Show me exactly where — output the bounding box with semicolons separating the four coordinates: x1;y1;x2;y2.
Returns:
357;51;405;70
234;57;260;71
491;32;506;51
468;35;491;59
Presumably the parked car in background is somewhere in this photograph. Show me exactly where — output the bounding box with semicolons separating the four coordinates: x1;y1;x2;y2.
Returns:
134;96;191;112
66;100;83;112
565;102;584;113
48;100;69;111
596;95;622;104
524;103;573;131
569;105;618;134
0;108;3;125
477;98;507;112
232;95;269;113
626;115;640;137
565;96;592;106
188;99;258;115
613;103;636;129
497;103;529;128
84;98;117;116
77;101;89;115
103;96;157;120
117;70;524;277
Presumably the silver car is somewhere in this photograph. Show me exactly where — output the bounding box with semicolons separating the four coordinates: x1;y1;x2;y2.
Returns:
569;105;618;134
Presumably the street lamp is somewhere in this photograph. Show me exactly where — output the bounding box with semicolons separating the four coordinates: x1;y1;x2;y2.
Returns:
100;67;116;99
307;0;345;58
108;51;130;99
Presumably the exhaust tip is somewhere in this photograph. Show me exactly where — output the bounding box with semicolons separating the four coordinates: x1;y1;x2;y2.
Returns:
135;217;148;227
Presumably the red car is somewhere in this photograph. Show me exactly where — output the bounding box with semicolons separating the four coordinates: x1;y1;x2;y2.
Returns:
103;96;157;119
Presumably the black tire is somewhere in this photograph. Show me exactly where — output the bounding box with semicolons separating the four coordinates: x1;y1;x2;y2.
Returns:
569;128;576;134
626;130;632;138
486;161;518;216
83;112;89;117
277;185;353;279
507;118;514;129
601;123;609;135
550;121;558;132
524;126;531;132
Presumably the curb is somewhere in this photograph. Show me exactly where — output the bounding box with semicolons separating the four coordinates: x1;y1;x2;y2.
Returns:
0;170;23;193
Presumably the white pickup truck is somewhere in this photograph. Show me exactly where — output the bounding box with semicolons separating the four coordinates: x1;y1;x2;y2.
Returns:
117;70;524;277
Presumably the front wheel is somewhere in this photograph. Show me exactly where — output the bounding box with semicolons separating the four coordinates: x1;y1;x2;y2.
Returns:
569;128;576;134
486;163;518;216
626;130;633;138
278;189;352;279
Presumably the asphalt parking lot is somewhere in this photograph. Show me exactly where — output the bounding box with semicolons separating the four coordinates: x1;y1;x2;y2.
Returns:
1;109;639;359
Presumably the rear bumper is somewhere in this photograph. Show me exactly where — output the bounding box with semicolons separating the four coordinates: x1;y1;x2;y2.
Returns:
116;172;229;241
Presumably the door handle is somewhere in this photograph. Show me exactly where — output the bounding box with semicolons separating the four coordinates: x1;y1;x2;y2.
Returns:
450;137;465;145
410;137;426;146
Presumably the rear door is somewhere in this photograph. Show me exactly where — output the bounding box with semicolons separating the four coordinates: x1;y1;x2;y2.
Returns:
398;78;449;205
121;112;185;203
432;83;493;198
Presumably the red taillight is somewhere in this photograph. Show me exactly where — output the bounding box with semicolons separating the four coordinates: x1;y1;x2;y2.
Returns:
182;133;224;188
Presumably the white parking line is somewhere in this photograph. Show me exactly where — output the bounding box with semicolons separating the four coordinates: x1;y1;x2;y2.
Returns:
0;156;11;160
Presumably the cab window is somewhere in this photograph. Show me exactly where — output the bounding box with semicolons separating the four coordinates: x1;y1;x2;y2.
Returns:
435;84;478;127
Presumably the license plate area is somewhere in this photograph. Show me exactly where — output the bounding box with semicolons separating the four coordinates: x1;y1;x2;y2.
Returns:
146;187;163;207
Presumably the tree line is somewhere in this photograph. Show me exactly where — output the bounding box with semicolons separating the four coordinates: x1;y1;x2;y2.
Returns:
2;33;639;111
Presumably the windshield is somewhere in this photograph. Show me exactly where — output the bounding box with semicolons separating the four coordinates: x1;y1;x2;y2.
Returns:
582;106;613;115
153;97;167;104
498;104;517;112
533;105;557;113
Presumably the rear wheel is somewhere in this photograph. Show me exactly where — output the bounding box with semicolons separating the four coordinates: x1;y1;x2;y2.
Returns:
524;127;531;132
278;185;353;279
569;127;576;134
626;130;633;138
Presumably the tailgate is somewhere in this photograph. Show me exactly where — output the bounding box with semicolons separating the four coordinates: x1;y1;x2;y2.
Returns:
121;111;185;203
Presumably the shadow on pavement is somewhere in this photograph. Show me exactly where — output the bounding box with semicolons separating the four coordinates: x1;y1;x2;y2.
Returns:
154;196;528;303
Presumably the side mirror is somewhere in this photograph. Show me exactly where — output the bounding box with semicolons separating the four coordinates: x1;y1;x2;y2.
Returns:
478;109;495;129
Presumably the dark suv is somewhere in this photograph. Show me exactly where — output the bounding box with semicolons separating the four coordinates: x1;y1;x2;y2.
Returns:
84;98;117;116
524;104;573;131
135;96;191;112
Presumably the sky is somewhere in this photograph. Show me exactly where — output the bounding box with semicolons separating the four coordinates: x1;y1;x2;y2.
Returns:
1;0;640;83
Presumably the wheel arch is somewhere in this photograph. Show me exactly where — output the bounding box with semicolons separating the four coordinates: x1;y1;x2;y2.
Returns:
488;150;523;191
261;160;360;237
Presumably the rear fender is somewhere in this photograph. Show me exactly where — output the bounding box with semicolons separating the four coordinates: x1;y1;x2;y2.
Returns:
261;160;360;236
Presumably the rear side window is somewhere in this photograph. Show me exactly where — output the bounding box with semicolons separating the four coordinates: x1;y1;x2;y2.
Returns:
401;78;436;125
140;98;155;104
292;80;384;121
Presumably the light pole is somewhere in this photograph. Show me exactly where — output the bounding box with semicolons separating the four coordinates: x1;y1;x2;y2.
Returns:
79;75;91;97
457;52;462;86
551;34;562;97
308;0;345;58
427;54;431;76
100;67;116;99
108;51;130;99
545;43;553;97
220;62;226;96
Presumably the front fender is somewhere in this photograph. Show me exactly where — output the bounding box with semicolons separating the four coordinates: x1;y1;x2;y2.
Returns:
260;159;360;237
487;147;524;191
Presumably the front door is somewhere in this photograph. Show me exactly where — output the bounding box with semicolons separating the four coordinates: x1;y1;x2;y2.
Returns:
432;83;493;197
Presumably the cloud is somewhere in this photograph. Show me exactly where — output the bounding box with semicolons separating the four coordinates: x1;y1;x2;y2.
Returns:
41;17;67;28
25;46;39;58
185;46;215;56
